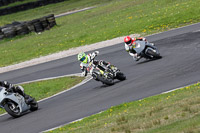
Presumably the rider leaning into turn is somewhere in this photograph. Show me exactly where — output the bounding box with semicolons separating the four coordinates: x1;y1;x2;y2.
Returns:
0;81;33;104
124;36;150;61
77;51;114;76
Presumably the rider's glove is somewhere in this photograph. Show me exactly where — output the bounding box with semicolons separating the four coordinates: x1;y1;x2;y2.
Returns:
91;51;99;59
94;51;99;55
91;53;96;59
142;38;147;41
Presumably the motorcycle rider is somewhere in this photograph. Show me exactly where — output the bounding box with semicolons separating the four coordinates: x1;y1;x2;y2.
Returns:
77;51;116;76
0;81;33;104
124;36;150;61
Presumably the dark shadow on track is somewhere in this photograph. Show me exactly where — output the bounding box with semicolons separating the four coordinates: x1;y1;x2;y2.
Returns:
137;57;163;65
92;80;125;89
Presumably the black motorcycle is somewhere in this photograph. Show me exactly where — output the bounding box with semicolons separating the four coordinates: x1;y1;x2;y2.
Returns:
86;59;126;85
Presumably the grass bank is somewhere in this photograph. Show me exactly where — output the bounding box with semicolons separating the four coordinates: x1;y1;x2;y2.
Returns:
0;0;113;26
0;0;38;10
0;76;84;114
0;0;200;67
48;82;200;133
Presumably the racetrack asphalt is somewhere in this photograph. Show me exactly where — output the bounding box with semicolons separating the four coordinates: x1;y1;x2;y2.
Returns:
0;23;200;133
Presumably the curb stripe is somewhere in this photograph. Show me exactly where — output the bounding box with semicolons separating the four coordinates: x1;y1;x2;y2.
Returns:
41;82;198;132
0;74;92;117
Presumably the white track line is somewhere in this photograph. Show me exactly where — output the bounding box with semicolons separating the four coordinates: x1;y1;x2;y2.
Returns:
41;82;198;132
37;75;92;103
18;73;82;85
1;21;199;129
1;22;199;74
0;74;93;117
55;7;96;18
41;111;103;133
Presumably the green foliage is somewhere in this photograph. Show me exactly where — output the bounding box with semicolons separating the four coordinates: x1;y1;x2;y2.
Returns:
48;82;200;133
0;76;84;114
22;76;84;100
0;0;200;67
0;0;38;10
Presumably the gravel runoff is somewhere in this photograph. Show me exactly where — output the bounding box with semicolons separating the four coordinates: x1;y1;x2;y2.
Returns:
0;34;140;74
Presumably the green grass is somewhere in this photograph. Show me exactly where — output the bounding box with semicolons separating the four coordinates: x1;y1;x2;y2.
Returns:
0;0;200;67
0;0;38;10
0;76;84;114
48;82;200;133
0;0;113;26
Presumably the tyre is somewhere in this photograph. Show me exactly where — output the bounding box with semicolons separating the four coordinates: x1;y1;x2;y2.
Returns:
4;102;21;118
15;24;29;35
0;28;5;40
46;14;56;28
34;22;44;33
32;19;43;33
25;22;35;32
97;75;114;86
40;17;49;30
0;34;5;40
116;72;126;81
29;99;38;111
146;49;162;59
2;0;8;6
2;26;16;38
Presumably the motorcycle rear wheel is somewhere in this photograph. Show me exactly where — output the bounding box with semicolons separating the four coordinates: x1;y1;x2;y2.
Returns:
97;75;114;86
146;49;162;59
116;72;126;81
30;99;38;111
4;102;21;118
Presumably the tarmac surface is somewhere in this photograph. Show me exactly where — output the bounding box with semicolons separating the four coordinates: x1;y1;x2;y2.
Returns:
0;23;200;133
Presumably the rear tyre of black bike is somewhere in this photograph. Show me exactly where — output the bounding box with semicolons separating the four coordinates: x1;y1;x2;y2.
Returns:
116;72;126;81
97;75;114;86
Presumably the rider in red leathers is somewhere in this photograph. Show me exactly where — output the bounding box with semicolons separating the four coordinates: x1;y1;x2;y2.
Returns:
124;36;149;61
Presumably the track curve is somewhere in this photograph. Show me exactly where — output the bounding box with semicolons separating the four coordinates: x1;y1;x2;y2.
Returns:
0;23;200;133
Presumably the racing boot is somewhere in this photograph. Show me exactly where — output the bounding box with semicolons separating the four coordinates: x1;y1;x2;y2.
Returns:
133;53;141;61
24;94;34;104
135;56;141;61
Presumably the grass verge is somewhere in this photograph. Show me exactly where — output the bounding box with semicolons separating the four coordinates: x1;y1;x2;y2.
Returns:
0;0;38;10
0;0;113;26
47;82;200;133
0;76;84;114
0;0;200;67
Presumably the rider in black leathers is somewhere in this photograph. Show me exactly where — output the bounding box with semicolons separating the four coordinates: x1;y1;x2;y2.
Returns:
0;81;33;104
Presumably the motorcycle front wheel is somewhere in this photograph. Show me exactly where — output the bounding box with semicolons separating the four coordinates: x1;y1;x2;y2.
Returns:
146;49;162;59
4;102;21;118
116;72;126;81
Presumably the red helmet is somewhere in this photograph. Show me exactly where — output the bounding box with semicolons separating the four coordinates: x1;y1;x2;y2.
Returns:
124;36;132;45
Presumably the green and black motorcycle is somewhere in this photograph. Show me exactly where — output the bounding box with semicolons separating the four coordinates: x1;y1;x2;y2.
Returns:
86;59;126;85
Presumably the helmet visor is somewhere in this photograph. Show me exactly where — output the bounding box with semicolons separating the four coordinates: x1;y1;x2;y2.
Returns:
80;56;86;62
125;39;132;45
